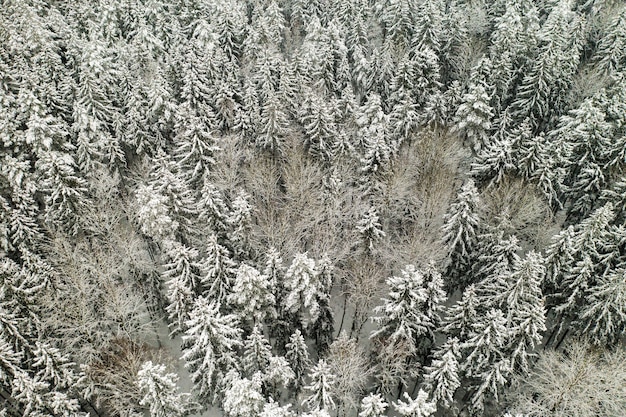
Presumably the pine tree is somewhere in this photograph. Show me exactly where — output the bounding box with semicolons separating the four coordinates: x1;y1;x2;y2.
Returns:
497;252;547;373
285;329;311;393
173;112;220;188
302;359;337;412
393;390;437;417
441;179;480;286
441;285;479;339
370;265;432;354
423;338;461;409
452;83;494;152
181;298;243;404
162;241;206;335
471;135;516;187
358;393;388;417
242;325;272;377
222;372;266;417
578;268;626;346
283;253;321;329
228;264;276;325
35;150;89;236
137;360;191;417
355;205;385;254
203;233;237;305
595;9;626;73
555;99;613;220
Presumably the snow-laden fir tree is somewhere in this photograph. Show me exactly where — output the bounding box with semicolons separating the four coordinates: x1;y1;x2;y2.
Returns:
228;264;276;325
423;337;461;409
472;234;521;304
462;309;512;412
554;98;613;220
137;360;191;417
173;111;220;188
222;372;266;417
285;329;311;393
35;150;89;236
242;325;272;377
441;284;479;339
471;135;516;187
441;179;480;287
394;390;437;417
595;9;626;73
370;265;433;355
226;189;253;259
494;251;546;372
260;400;295;417
283;253;322;329
162;240;206;335
203;233;237;305
358;393;388;417
135;184;178;242
578;268;626;346
181;298;243;404
302;359;337;412
197;180;230;237
148;150;197;238
356;205;385;254
452;83;494;152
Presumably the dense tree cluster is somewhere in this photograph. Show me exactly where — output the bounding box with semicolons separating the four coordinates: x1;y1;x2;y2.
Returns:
1;0;626;416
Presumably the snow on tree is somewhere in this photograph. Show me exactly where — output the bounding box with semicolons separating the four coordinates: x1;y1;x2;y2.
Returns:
488;1;539;110
283;253;322;329
256;89;289;157
302;359;337;412
497;252;547;373
463;309;510;375
507;342;626;417
197;180;230;237
578;268;626;346
222;372;266;417
423;338;461;409
263;355;295;394
595;9;626;73
173;112;220;188
147;150;197;238
137;360;191;417
203;233;237;305
299;88;337;162
422;262;448;334
35;150;89;236
242;325;272;377
510;2;582;130
356;205;385;254
162;240;206;335
285;329;311;393
554;98;613;220
462;309;513;411
135;183;178;242
326;332;370;413
260;400;295;417
472;234;521;304
181;298;243;404
393;390;437;417
226;189;253;259
471;135;516;187
228;264;276;325
441;179;480;286
441;284;479;339
358;393;388;417
452;83;494;152
370;264;432;354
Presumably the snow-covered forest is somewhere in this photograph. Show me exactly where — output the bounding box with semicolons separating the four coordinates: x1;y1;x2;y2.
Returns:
1;0;626;416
